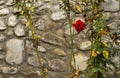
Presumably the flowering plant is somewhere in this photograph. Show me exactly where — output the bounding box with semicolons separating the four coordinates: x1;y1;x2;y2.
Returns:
73;19;85;33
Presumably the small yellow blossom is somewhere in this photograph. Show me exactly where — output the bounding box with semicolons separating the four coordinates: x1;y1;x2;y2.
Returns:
32;31;35;35
100;28;107;35
20;10;24;15
37;35;41;40
76;5;82;12
96;51;100;55
103;51;109;59
91;50;97;57
102;42;108;47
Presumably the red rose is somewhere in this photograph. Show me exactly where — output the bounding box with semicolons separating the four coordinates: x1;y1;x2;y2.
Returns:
73;19;85;33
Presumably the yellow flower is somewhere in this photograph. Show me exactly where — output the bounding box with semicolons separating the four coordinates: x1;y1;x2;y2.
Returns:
91;50;97;57
100;28;107;35
76;5;82;12
103;51;109;59
20;10;24;15
96;51;100;55
32;31;35;35
37;35;41;40
102;42;108;47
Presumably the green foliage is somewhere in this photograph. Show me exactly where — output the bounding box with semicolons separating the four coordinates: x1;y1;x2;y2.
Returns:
14;0;119;78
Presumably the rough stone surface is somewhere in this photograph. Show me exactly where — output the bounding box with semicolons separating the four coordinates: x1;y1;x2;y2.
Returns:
0;34;5;42
0;20;6;30
0;54;5;59
52;48;66;56
107;22;118;30
14;24;25;36
27;54;45;67
48;59;67;71
37;46;46;52
0;0;118;77
0;1;5;5
51;11;66;21
103;0;119;11
0;8;9;15
6;30;14;36
35;19;45;30
6;39;24;65
34;0;42;8
41;32;65;46
77;41;91;51
72;53;88;71
8;15;17;27
6;0;13;5
0;66;18;74
65;26;77;35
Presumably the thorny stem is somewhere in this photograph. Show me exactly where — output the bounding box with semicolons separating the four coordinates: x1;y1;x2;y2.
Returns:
65;0;76;74
28;15;47;78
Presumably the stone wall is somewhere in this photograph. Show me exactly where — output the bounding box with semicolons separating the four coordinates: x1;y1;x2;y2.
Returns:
0;0;119;78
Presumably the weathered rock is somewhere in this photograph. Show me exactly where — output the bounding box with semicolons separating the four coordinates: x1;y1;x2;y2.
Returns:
51;11;66;21
65;26;77;35
77;41;91;51
0;66;9;74
12;7;21;13
107;22;118;30
56;29;64;37
0;20;6;30
51;5;60;12
14;24;25;36
6;39;24;65
48;71;66;78
35;5;51;15
0;43;5;51
34;0;42;8
6;0;13;5
20;64;36;76
44;0;51;2
103;13;111;21
27;54;45;67
19;16;27;24
0;54;5;59
52;48;66;56
8;15;17;27
41;32;65;46
37;46;46;52
0;75;3;78
0;8;9;15
71;52;88;71
65;37;75;48
44;19;55;30
6;30;14;36
0;1;5;5
103;0;119;11
0;66;18;74
48;59;66;71
35;19;45;30
112;56;120;67
0;34;5;42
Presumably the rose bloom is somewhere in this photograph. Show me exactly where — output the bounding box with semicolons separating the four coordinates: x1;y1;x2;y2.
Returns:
73;19;85;33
